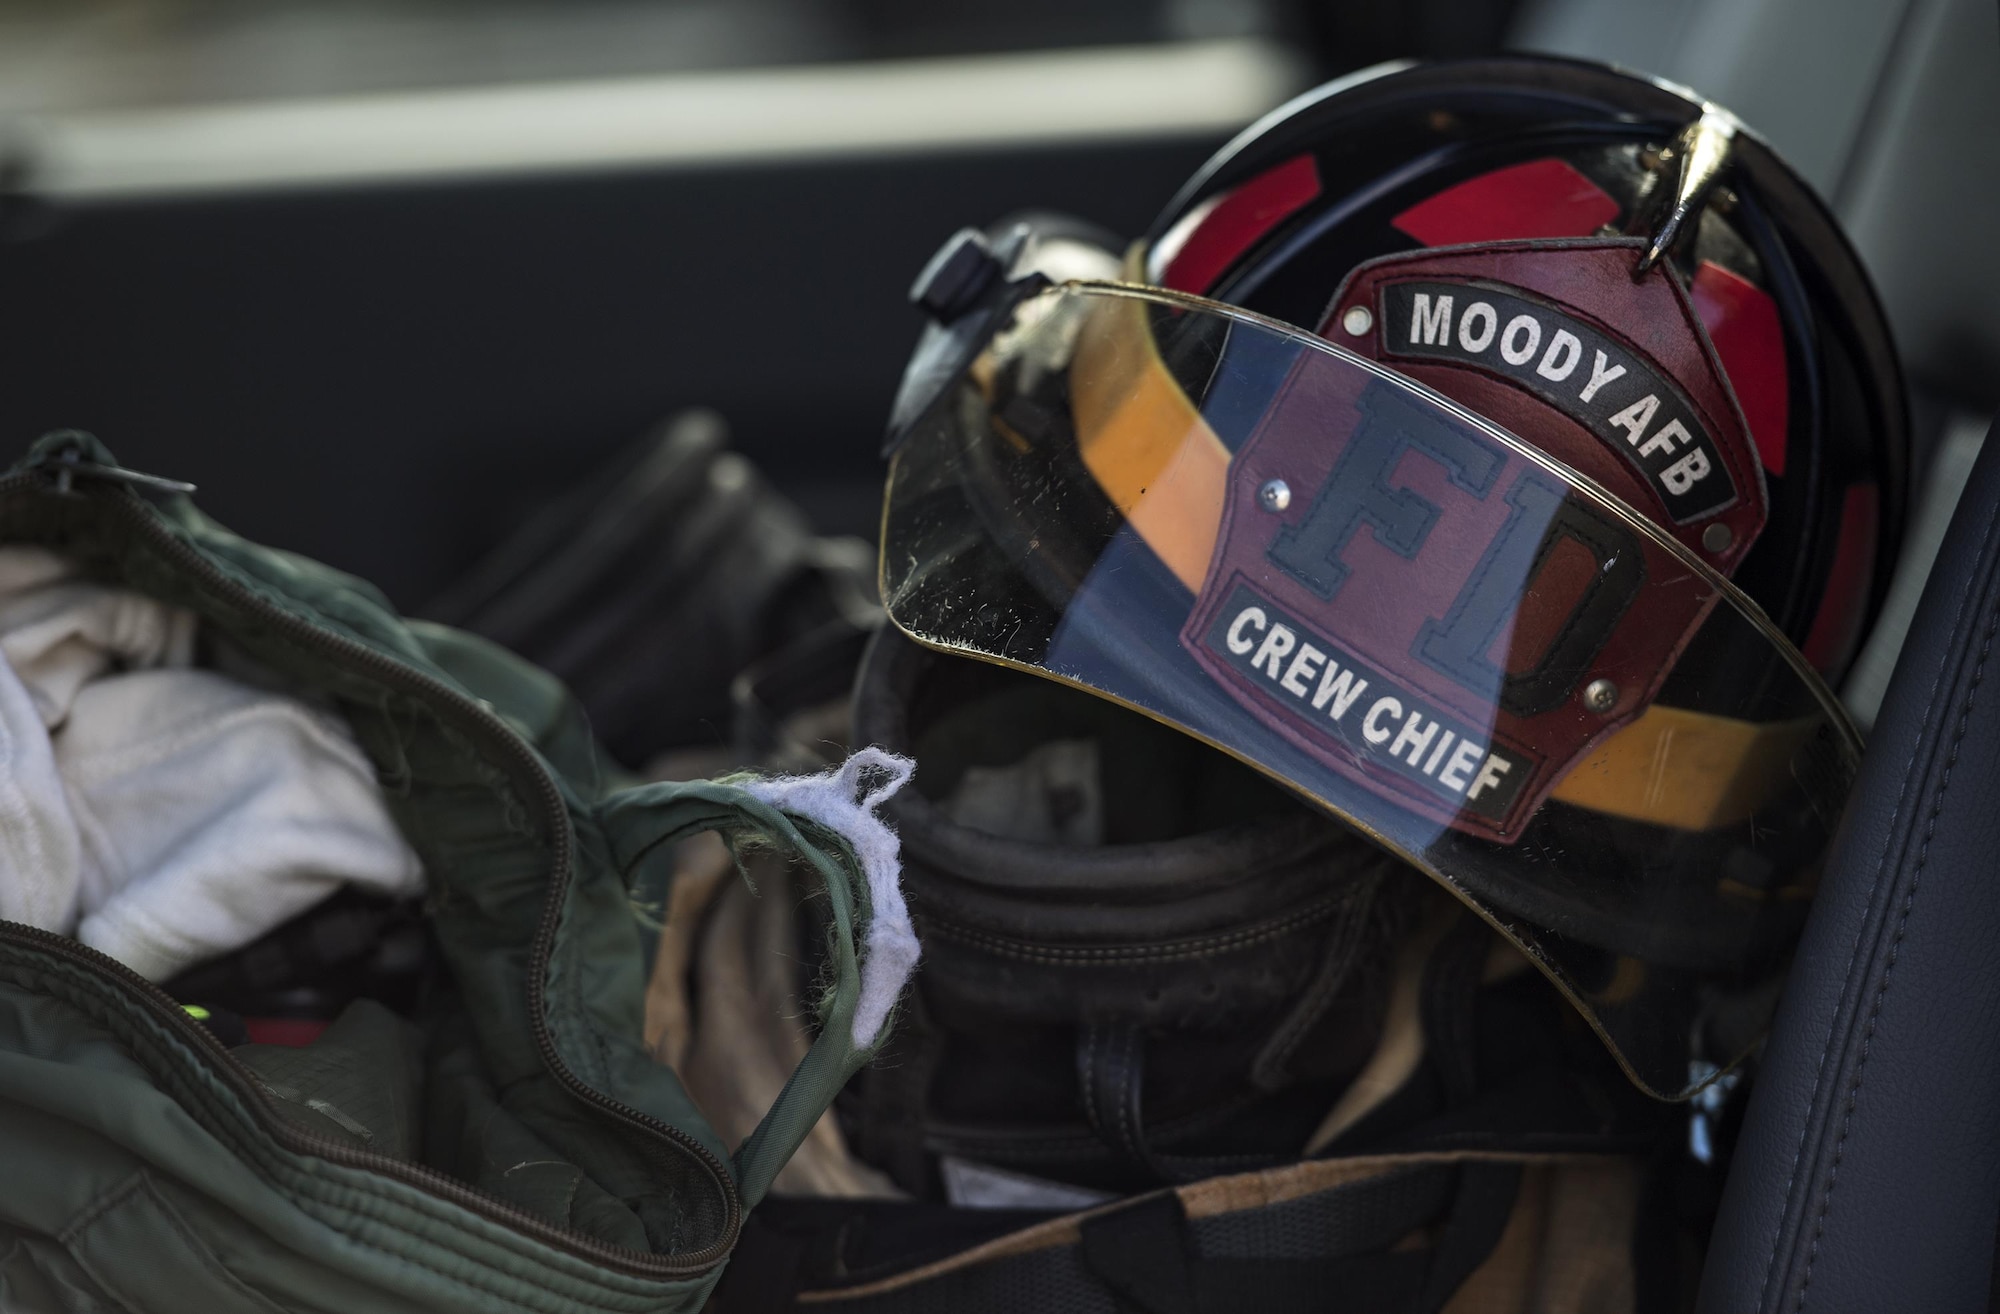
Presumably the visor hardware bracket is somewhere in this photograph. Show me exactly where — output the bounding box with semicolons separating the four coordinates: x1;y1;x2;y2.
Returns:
910;227;1007;323
884;224;1044;457
1257;479;1292;513
1632;108;1738;280
1702;522;1734;553
1340;305;1373;337
1582;678;1620;714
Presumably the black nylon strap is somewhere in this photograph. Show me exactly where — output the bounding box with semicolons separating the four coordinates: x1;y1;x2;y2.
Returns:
1081;1194;1198;1314
1081;1163;1519;1314
717;1210;810;1313
1082;1192;1435;1313
1418;1162;1523;1310
767;1161;1524;1314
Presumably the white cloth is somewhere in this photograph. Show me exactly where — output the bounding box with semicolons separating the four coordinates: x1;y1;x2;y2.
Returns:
0;548;423;980
0;547;196;729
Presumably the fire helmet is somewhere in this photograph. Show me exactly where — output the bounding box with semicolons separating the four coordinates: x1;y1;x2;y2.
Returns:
877;57;1907;1098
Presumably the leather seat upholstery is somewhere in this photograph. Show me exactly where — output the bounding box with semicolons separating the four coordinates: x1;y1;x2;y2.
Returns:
1695;414;2000;1309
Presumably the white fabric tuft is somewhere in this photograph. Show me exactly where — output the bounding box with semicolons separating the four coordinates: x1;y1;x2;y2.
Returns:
739;747;919;1048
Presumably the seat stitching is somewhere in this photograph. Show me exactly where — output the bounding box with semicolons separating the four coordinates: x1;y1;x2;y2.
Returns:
1793;587;2000;1309
1758;496;2000;1312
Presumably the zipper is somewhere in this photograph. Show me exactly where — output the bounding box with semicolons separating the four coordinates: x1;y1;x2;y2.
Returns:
35;441;199;496
0;450;739;1279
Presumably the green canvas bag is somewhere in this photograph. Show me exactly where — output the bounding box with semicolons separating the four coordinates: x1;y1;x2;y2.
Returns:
0;431;894;1313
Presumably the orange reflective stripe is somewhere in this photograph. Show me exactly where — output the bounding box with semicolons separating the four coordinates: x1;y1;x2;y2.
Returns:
1071;292;1230;592
1067;275;1816;834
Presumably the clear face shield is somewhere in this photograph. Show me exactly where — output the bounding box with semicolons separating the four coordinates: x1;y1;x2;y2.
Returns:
880;280;1860;1099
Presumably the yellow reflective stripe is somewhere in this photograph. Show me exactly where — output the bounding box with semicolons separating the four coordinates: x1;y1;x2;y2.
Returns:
1548;705;1822;828
1065;270;1811;834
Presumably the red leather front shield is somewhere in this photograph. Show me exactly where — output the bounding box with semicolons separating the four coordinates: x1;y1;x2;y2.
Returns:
1178;352;1715;842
